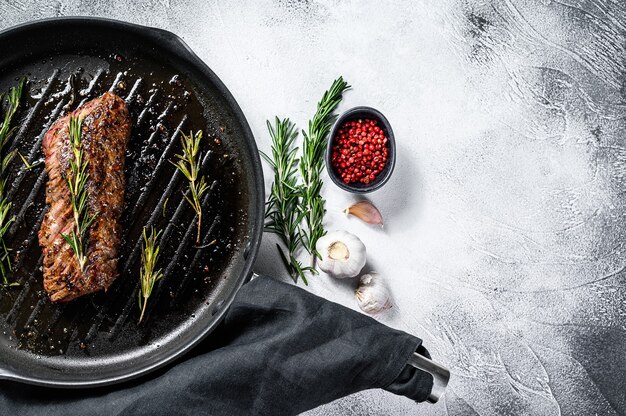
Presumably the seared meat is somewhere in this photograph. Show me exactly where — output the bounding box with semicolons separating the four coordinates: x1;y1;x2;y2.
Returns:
38;92;131;302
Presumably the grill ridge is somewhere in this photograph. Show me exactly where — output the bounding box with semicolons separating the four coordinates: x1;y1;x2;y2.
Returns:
76;69;104;107
107;72;123;92
9;168;47;237
5;255;41;323
124;78;143;104
24;298;46;328
136;89;159;125
10;210;45;281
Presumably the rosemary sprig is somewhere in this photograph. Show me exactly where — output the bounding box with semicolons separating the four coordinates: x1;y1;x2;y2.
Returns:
261;117;312;284
61;115;98;275
138;226;164;323
299;77;349;260
172;131;208;245
0;78;25;288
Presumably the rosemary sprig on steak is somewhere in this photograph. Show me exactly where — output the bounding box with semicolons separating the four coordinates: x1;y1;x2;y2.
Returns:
172;131;208;244
0;78;25;288
138;226;164;323
61;115;98;275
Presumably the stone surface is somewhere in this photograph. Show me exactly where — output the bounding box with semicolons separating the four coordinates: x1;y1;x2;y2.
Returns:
1;1;624;414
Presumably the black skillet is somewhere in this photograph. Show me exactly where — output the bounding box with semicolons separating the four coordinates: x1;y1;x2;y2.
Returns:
0;17;264;387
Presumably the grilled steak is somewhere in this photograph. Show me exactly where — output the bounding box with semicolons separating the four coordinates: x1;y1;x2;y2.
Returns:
38;92;131;302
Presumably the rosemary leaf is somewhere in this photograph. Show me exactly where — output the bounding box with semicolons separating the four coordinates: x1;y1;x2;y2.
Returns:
17;151;33;170
138;226;164;323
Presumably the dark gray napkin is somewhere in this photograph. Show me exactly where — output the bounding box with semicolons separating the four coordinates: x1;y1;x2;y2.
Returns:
0;276;433;415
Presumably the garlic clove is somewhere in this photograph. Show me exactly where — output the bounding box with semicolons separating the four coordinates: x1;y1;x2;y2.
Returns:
328;240;350;260
316;230;366;279
344;201;383;225
355;273;392;314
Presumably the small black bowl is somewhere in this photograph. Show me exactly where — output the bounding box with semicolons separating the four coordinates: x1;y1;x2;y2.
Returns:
326;106;396;193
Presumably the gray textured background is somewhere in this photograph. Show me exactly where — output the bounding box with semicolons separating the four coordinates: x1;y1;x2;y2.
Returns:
1;1;625;415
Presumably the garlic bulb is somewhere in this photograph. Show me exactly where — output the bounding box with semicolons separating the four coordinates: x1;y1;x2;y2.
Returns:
316;230;366;279
355;273;392;314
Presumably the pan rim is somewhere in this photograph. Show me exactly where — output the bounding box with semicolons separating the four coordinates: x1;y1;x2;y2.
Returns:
0;16;265;388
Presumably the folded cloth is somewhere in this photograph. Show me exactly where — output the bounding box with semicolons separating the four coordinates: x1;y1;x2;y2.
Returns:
0;276;433;416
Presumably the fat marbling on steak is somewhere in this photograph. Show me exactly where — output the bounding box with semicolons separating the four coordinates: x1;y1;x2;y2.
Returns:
38;92;131;302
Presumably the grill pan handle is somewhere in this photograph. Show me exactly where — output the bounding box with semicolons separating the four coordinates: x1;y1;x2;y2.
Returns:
142;25;208;70
407;352;450;404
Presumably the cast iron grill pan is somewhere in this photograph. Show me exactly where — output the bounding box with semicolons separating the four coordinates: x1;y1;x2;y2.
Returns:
0;18;263;387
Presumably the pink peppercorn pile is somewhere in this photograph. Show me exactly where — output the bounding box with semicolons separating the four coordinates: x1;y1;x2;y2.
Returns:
330;118;389;185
